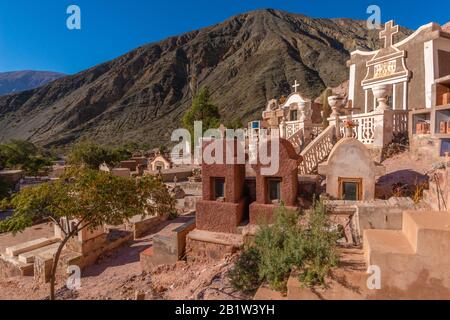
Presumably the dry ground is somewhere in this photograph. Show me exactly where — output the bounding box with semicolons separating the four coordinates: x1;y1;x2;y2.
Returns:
0;225;248;300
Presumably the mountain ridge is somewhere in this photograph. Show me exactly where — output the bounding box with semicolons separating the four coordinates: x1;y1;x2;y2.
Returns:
0;9;412;148
0;70;65;96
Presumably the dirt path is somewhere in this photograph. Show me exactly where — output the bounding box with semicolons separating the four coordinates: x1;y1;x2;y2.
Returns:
0;228;247;300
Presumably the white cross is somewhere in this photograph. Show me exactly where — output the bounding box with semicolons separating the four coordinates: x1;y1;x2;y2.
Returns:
292;80;300;93
380;20;399;48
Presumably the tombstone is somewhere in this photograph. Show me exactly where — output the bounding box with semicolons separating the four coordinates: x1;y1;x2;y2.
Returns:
318;138;385;201
196;139;246;233
149;154;172;172
54;218;106;255
120;160;139;172
249;138;303;224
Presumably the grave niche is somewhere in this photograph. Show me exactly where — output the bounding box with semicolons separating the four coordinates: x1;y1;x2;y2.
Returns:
318;138;385;201
249;138;303;224
411;112;431;135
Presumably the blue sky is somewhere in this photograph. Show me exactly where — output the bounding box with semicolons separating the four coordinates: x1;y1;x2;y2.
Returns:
0;0;448;74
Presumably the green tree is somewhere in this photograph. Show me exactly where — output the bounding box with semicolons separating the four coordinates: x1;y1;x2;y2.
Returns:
0;140;52;175
22;155;52;176
109;146;133;165
321;88;333;128
67;140;110;169
182;86;221;139
0;140;37;167
0;167;176;300
67;140;131;169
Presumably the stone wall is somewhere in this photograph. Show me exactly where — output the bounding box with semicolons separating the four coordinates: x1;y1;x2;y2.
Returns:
186;238;238;263
140;216;196;271
326;198;425;245
196;199;245;233
185;229;244;263
127;215;167;239
410;135;443;163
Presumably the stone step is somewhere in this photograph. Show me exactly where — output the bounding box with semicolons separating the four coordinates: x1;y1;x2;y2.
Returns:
402;210;450;255
0;253;34;276
364;229;415;265
5;238;60;257
363;211;450;296
18;242;60;264
187;229;244;247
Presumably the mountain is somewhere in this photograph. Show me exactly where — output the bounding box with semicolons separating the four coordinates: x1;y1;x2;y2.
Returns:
0;71;65;96
0;9;412;148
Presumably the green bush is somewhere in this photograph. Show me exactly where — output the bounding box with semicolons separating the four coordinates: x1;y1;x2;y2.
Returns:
296;201;340;287
67;140;132;169
230;202;340;293
254;206;300;292
228;246;262;294
0;140;53;175
0;177;11;200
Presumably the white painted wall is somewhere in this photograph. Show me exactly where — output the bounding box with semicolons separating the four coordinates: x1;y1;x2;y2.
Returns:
424;40;435;108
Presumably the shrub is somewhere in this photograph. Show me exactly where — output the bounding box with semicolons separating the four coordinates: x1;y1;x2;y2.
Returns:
230;202;340;293
67;140;132;169
296;201;340;287
382;132;410;159
0;177;12;200
0;140;53;175
228;247;262;294
254;206;300;292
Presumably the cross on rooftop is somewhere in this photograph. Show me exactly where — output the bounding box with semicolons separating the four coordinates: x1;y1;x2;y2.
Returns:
380;20;399;48
292;80;300;93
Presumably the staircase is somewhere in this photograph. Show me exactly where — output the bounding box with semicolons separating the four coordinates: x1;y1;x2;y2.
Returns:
364;210;450;298
286;129;304;153
299;125;337;175
285;123;324;154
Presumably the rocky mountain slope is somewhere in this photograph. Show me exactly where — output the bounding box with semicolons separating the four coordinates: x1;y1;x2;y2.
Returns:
0;71;64;96
0;9;411;148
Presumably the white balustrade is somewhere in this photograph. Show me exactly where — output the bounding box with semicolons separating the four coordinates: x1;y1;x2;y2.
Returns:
392;111;408;134
335;109;408;146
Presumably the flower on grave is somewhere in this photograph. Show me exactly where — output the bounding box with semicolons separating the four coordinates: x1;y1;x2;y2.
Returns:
344;120;357;129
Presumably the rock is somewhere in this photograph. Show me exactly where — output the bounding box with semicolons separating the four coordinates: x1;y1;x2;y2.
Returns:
135;290;146;300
